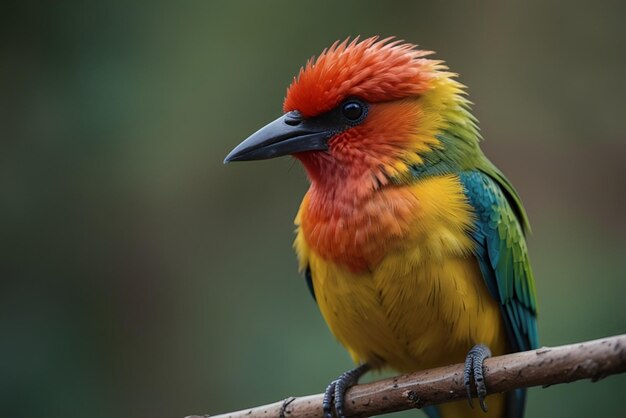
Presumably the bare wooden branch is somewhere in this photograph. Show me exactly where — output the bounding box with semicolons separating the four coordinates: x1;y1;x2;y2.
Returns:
187;334;626;418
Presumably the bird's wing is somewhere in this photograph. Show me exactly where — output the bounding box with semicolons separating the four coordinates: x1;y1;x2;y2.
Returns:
460;170;539;352
304;265;317;301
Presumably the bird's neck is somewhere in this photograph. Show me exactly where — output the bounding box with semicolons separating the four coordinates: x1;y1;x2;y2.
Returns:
294;149;407;272
297;176;418;273
296;151;383;198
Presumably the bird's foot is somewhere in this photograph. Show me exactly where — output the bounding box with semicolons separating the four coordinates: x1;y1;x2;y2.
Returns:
463;344;492;412
278;396;296;418
322;363;370;418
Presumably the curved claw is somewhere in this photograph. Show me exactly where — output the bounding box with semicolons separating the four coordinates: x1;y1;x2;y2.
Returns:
322;380;337;418
322;363;370;418
278;397;296;418
463;344;492;413
463;352;474;408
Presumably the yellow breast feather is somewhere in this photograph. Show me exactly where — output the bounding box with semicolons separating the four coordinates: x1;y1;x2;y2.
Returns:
294;175;508;372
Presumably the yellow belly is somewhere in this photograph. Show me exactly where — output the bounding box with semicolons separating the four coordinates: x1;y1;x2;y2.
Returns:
294;176;510;417
306;249;507;371
306;247;509;418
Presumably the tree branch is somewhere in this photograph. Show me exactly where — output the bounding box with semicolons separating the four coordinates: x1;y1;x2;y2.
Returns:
187;334;626;418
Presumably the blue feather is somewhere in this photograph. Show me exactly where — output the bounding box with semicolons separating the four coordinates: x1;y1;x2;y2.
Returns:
460;171;538;352
423;405;442;418
460;170;539;418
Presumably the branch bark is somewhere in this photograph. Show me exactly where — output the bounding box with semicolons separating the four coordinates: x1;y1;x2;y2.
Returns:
188;334;626;418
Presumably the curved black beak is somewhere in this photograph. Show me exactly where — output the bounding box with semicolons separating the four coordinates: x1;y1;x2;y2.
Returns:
224;111;333;163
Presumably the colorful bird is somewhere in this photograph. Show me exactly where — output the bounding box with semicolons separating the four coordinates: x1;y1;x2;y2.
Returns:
225;37;538;418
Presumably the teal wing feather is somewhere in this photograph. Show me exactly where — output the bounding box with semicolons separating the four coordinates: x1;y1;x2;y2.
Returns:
460;170;538;418
460;170;538;352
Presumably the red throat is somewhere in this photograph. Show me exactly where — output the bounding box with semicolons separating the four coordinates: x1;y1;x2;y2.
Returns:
294;149;379;199
297;171;420;272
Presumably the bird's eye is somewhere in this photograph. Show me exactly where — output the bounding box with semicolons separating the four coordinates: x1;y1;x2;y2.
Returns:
341;99;367;124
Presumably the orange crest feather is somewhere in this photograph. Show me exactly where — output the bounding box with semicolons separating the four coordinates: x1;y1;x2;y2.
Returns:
284;37;437;117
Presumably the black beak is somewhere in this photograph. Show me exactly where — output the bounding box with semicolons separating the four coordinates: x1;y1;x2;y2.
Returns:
224;111;334;163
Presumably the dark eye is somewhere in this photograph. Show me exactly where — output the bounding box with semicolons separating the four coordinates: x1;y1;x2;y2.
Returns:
341;99;367;124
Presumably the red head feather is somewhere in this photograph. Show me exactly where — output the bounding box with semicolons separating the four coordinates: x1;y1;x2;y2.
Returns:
284;37;436;117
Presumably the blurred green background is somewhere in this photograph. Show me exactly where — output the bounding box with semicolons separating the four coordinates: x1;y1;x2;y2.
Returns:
2;1;625;417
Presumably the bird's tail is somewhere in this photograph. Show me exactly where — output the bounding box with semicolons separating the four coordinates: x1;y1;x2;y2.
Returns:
505;388;527;418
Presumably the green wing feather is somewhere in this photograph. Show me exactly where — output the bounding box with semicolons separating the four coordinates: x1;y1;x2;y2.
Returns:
460;170;538;352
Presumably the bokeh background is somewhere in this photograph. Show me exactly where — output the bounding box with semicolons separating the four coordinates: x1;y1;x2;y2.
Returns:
2;1;625;417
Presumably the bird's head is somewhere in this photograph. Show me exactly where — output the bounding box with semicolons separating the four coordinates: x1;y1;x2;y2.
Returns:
225;37;480;195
